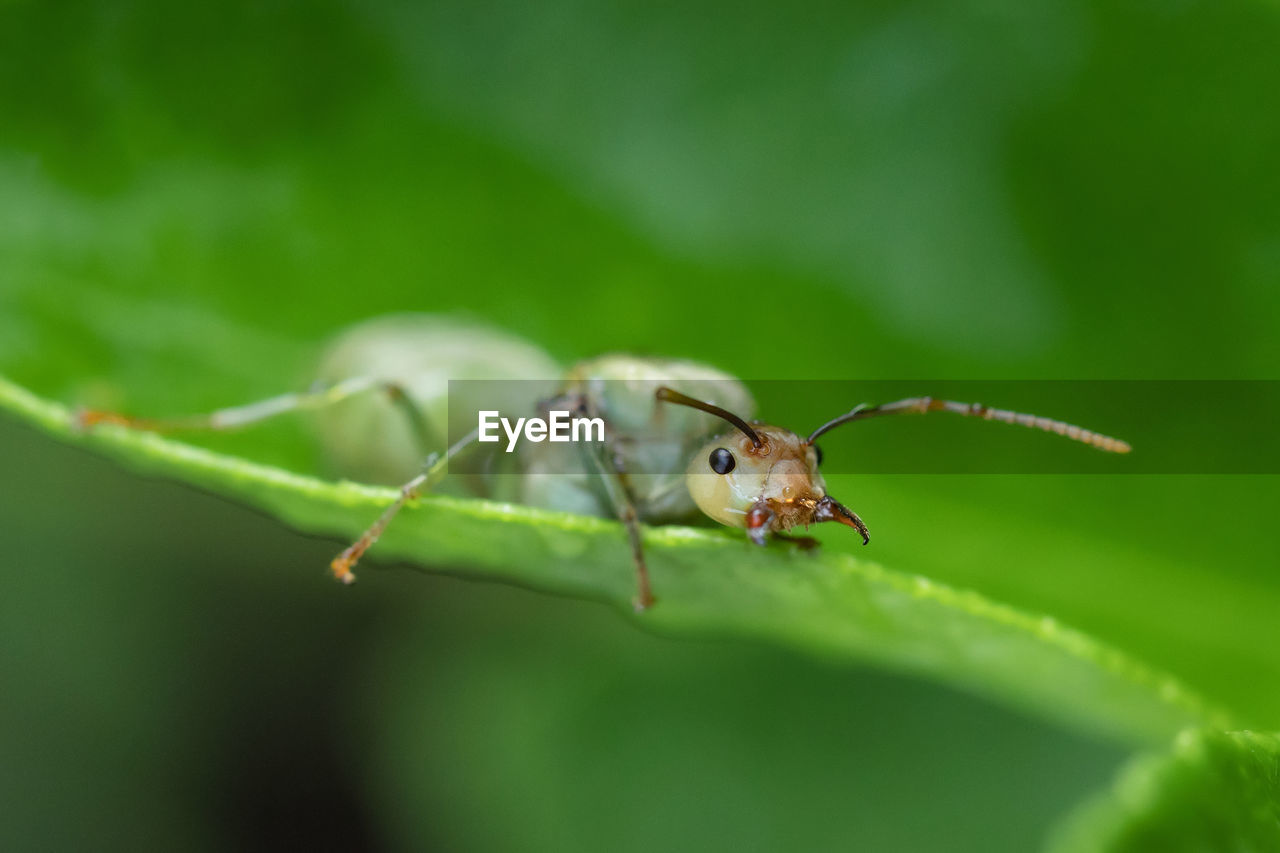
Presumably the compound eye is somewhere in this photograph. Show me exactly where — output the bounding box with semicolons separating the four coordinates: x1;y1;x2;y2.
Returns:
708;447;736;475
814;444;824;467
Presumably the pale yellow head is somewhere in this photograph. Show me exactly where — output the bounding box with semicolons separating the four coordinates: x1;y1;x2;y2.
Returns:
685;424;868;545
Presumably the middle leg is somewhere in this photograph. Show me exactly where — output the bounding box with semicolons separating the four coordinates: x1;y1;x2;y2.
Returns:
580;436;654;612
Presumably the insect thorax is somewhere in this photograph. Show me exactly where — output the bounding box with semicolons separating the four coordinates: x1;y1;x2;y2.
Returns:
519;355;756;522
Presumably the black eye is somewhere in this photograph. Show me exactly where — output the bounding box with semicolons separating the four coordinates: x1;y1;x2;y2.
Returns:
708;447;735;475
814;445;824;467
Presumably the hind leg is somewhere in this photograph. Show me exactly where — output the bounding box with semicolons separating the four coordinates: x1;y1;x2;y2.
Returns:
77;376;437;455
329;429;480;583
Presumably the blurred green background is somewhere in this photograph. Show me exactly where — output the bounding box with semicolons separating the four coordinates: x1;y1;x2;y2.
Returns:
2;0;1278;850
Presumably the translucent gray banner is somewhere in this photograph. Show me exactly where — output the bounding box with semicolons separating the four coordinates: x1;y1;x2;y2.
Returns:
444;380;1280;474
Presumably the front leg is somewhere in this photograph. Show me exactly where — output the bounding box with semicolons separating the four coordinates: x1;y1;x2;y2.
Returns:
580;435;654;612
744;502;823;550
745;501;776;546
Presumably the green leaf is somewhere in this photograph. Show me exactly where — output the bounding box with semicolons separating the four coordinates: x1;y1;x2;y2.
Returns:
0;373;1233;744
1048;729;1280;852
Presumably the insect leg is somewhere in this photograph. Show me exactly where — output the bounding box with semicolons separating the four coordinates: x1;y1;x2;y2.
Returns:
580;437;654;612
329;428;480;584
75;376;433;446
745;501;776;546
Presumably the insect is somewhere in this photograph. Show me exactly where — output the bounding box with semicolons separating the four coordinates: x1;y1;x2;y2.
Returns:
77;314;1131;611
